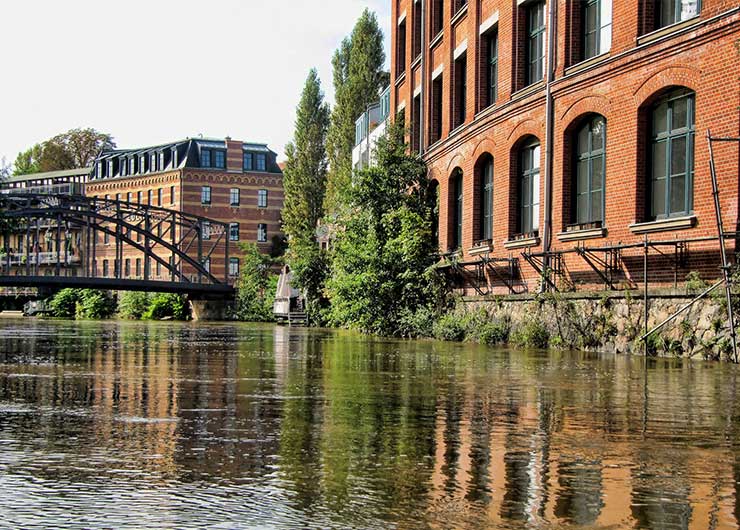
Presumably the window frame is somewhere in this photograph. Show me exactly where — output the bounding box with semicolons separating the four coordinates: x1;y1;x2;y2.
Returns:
229;258;240;277
243;152;253;171
255;153;266;172
257;223;268;243
480;157;494;242
213;149;226;169
451;170;464;250
201;186;212;205
518;140;541;236
573;116;607;226
258;189;268;208
229;222;240;242
525;1;546;86
230;188;241;207
201;149;212;168
655;0;701;29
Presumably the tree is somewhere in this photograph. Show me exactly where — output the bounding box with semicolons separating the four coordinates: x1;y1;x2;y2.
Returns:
282;69;331;317
325;122;447;336
0;157;10;181
324;9;388;214
13;128;115;175
13;144;43;176
235;243;279;322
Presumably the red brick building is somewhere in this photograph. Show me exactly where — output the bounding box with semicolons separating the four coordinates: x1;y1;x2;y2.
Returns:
390;0;740;293
86;137;284;282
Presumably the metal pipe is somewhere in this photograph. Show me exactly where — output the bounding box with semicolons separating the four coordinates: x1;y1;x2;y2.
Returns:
541;0;558;291
644;235;649;357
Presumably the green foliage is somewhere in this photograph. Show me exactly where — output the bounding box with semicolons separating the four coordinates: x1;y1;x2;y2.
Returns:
282;69;332;320
325;9;388;214
478;320;511;346
13;128;115;175
511;318;550;349
685;271;708;294
118;291;152;320
325;123;447;336
75;290;116;320
433;313;467;342
235;243;279;322
143;293;189;321
49;289;115;320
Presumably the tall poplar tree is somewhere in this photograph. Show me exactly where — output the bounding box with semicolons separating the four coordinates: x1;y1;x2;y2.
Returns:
282;69;331;318
324;9;388;215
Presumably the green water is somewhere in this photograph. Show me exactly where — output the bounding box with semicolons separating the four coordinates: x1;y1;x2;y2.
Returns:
1;318;739;529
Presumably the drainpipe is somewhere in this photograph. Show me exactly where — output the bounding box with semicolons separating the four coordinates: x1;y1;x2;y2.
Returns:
420;0;426;154
541;0;557;291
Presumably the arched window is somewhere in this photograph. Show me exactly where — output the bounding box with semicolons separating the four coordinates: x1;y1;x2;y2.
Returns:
450;169;464;250
518;140;540;235
479;157;494;242
650;89;695;219
574;116;606;225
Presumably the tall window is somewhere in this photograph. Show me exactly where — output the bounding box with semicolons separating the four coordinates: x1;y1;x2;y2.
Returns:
412;0;422;58
526;1;546;86
480;157;494;242
656;0;699;29
518;140;541;235
411;95;422;153
201;149;211;168
650;89;695;219
229;258;240;277
258;189;268;208
583;0;612;60
243;152;253;170
573;116;606;225
454;0;468;14
124;259;131;278
396;19;407;77
202;221;211;241
147;190;152;205
135;258;141;278
453;54;467;129
430;76;443;144
451;170;463;250
214;150;226;169
103;260;109;277
484;31;498;107
203;257;211;274
201;186;211;205
432;0;443;37
157;188;162;206
256;154;266;171
151;153;157;171
229;223;240;242
257;223;268;242
170;185;176;204
127;192;133;203
230;188;240;207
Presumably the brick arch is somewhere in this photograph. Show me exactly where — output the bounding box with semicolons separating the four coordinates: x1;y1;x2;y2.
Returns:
445;154;466;176
560;94;612;126
506;118;542;143
471;137;496;163
428;166;442;185
633;65;700;108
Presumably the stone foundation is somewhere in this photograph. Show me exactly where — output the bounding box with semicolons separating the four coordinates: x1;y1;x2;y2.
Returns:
462;290;735;361
189;298;233;321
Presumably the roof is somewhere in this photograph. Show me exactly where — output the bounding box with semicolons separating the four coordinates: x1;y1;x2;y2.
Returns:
6;167;92;184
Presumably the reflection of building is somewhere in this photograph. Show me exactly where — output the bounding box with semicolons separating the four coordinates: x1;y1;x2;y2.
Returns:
352;86;391;171
390;0;740;293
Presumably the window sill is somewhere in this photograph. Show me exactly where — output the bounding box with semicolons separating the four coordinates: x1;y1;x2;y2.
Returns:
430;31;443;50
411;55;422;70
564;52;610;76
451;5;468;27
511;81;545;101
469;241;494;256
629;215;696;234
557;227;607;242
503;236;540;250
394;71;407;87
637;15;702;46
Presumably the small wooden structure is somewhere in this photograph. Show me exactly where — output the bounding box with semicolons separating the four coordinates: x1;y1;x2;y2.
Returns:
273;265;307;326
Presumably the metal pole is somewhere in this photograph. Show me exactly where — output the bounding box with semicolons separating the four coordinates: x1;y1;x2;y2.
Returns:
707;130;739;363
644;235;649;358
55;214;61;277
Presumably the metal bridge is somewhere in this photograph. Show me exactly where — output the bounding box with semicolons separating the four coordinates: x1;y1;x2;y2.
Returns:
0;193;234;296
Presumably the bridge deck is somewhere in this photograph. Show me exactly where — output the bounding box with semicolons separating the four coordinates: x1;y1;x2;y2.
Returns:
0;276;235;297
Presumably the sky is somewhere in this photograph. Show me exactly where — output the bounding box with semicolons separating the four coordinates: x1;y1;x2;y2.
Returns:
0;0;391;167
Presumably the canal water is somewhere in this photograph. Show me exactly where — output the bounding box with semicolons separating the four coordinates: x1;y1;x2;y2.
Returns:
1;319;740;529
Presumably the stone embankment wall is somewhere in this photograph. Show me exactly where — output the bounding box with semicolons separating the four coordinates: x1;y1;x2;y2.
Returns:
462;290;734;360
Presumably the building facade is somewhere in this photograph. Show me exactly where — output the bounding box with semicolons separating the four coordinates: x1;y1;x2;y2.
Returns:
390;0;740;293
353;87;392;170
83;137;283;282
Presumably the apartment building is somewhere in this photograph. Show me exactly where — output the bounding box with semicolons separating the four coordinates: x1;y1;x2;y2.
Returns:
390;0;740;293
353;87;392;170
85;137;284;282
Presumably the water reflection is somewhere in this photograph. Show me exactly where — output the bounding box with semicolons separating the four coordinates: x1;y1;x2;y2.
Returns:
0;319;739;528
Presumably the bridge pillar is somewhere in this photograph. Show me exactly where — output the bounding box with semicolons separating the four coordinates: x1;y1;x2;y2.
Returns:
189;297;233;321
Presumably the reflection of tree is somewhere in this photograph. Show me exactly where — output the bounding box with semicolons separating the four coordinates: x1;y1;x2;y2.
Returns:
553;458;604;526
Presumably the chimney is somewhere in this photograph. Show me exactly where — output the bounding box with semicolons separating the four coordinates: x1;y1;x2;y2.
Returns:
225;138;243;173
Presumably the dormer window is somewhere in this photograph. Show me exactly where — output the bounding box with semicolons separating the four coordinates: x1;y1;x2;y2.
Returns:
159;152;165;169
120;158;127;176
129;158;135;174
201;149;212;168
151;153;157;171
256;153;266;171
108;160;114;176
171;148;177;168
243;152;253;171
214;150;225;169
140;156;146;173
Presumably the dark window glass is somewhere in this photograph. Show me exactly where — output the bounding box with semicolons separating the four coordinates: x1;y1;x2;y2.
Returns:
480;157;494;241
526;1;546;86
451;170;463;250
573;116;606;225
487;31;498;106
656;0;699;29
230;188;240;206
229;223;240;242
396;19;407;77
202;221;211;241
432;0;444;36
518;140;541;235
650;90;694;219
258;189;268;208
453;54;467;129
583;0;612;60
243;152;253;170
214;150;226;169
201;149;211;168
201;186;211;205
229;258;239;277
257;223;268;243
256;154;266;171
430;76;443;144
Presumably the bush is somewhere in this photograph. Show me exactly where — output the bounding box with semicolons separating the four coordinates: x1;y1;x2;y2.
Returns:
49;289;115;320
511;318;550;349
398;306;438;338
75;290;116;320
235;243;279;322
143;293;189;321
478;319;511;346
118;291;152;320
433;312;467;342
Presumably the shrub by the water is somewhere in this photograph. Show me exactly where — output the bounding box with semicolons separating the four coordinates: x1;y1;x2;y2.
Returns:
143;293;189;321
511;318;550;349
49;289;116;320
118;291;152;320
